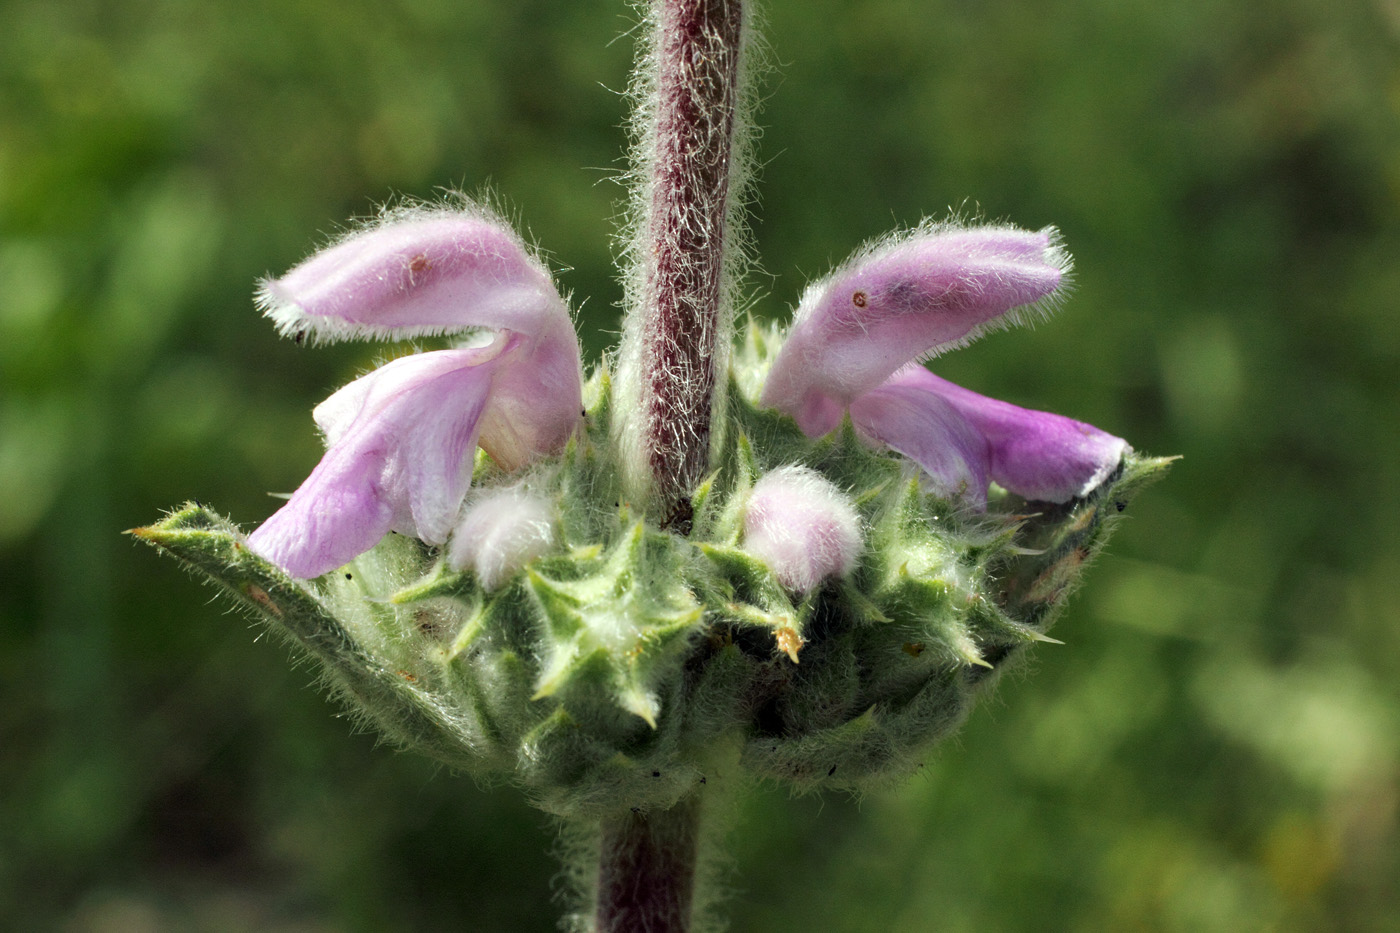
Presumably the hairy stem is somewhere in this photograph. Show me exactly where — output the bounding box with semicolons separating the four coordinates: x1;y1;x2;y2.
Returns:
595;3;746;923
595;794;703;933
634;0;746;529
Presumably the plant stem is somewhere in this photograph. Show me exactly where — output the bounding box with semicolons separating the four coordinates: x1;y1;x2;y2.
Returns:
635;0;746;530
594;3;745;928
595;794;703;933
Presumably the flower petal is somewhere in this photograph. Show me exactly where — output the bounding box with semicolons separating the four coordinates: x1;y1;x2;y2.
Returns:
246;443;397;581
882;365;1129;503
743;466;863;593
249;349;495;578
256;207;572;346
763;223;1068;435
474;328;585;471
849;379;991;508
312;339;506;448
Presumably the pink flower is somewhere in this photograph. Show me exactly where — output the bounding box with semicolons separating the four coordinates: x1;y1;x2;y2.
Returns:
763;223;1126;507
248;207;583;579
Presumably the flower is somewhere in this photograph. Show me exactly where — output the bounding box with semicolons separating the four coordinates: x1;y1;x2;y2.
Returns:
762;222;1127;507
247;207;583;579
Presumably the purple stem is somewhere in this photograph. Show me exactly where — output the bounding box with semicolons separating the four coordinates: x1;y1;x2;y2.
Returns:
592;3;745;928
637;0;745;531
595;795;703;933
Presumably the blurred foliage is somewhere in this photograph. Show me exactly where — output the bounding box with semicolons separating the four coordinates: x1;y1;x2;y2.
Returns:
2;0;1398;930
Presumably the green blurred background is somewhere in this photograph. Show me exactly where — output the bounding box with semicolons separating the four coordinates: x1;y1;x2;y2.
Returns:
3;0;1398;929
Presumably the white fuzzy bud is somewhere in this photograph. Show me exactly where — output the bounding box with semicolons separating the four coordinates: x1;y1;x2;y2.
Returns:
743;465;863;593
448;486;556;590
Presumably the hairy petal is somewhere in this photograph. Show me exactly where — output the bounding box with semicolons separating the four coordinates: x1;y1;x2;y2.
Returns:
763;224;1068;435
884;365;1129;503
743;466;863;593
256;208;571;345
249;349;495;578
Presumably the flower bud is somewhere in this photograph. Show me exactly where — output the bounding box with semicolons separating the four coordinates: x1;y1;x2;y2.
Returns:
448;486;556;590
743;465;863;593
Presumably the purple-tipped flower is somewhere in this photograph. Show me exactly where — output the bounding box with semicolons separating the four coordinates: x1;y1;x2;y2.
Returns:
248;207;583;579
762;222;1126;507
743;465;863;593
